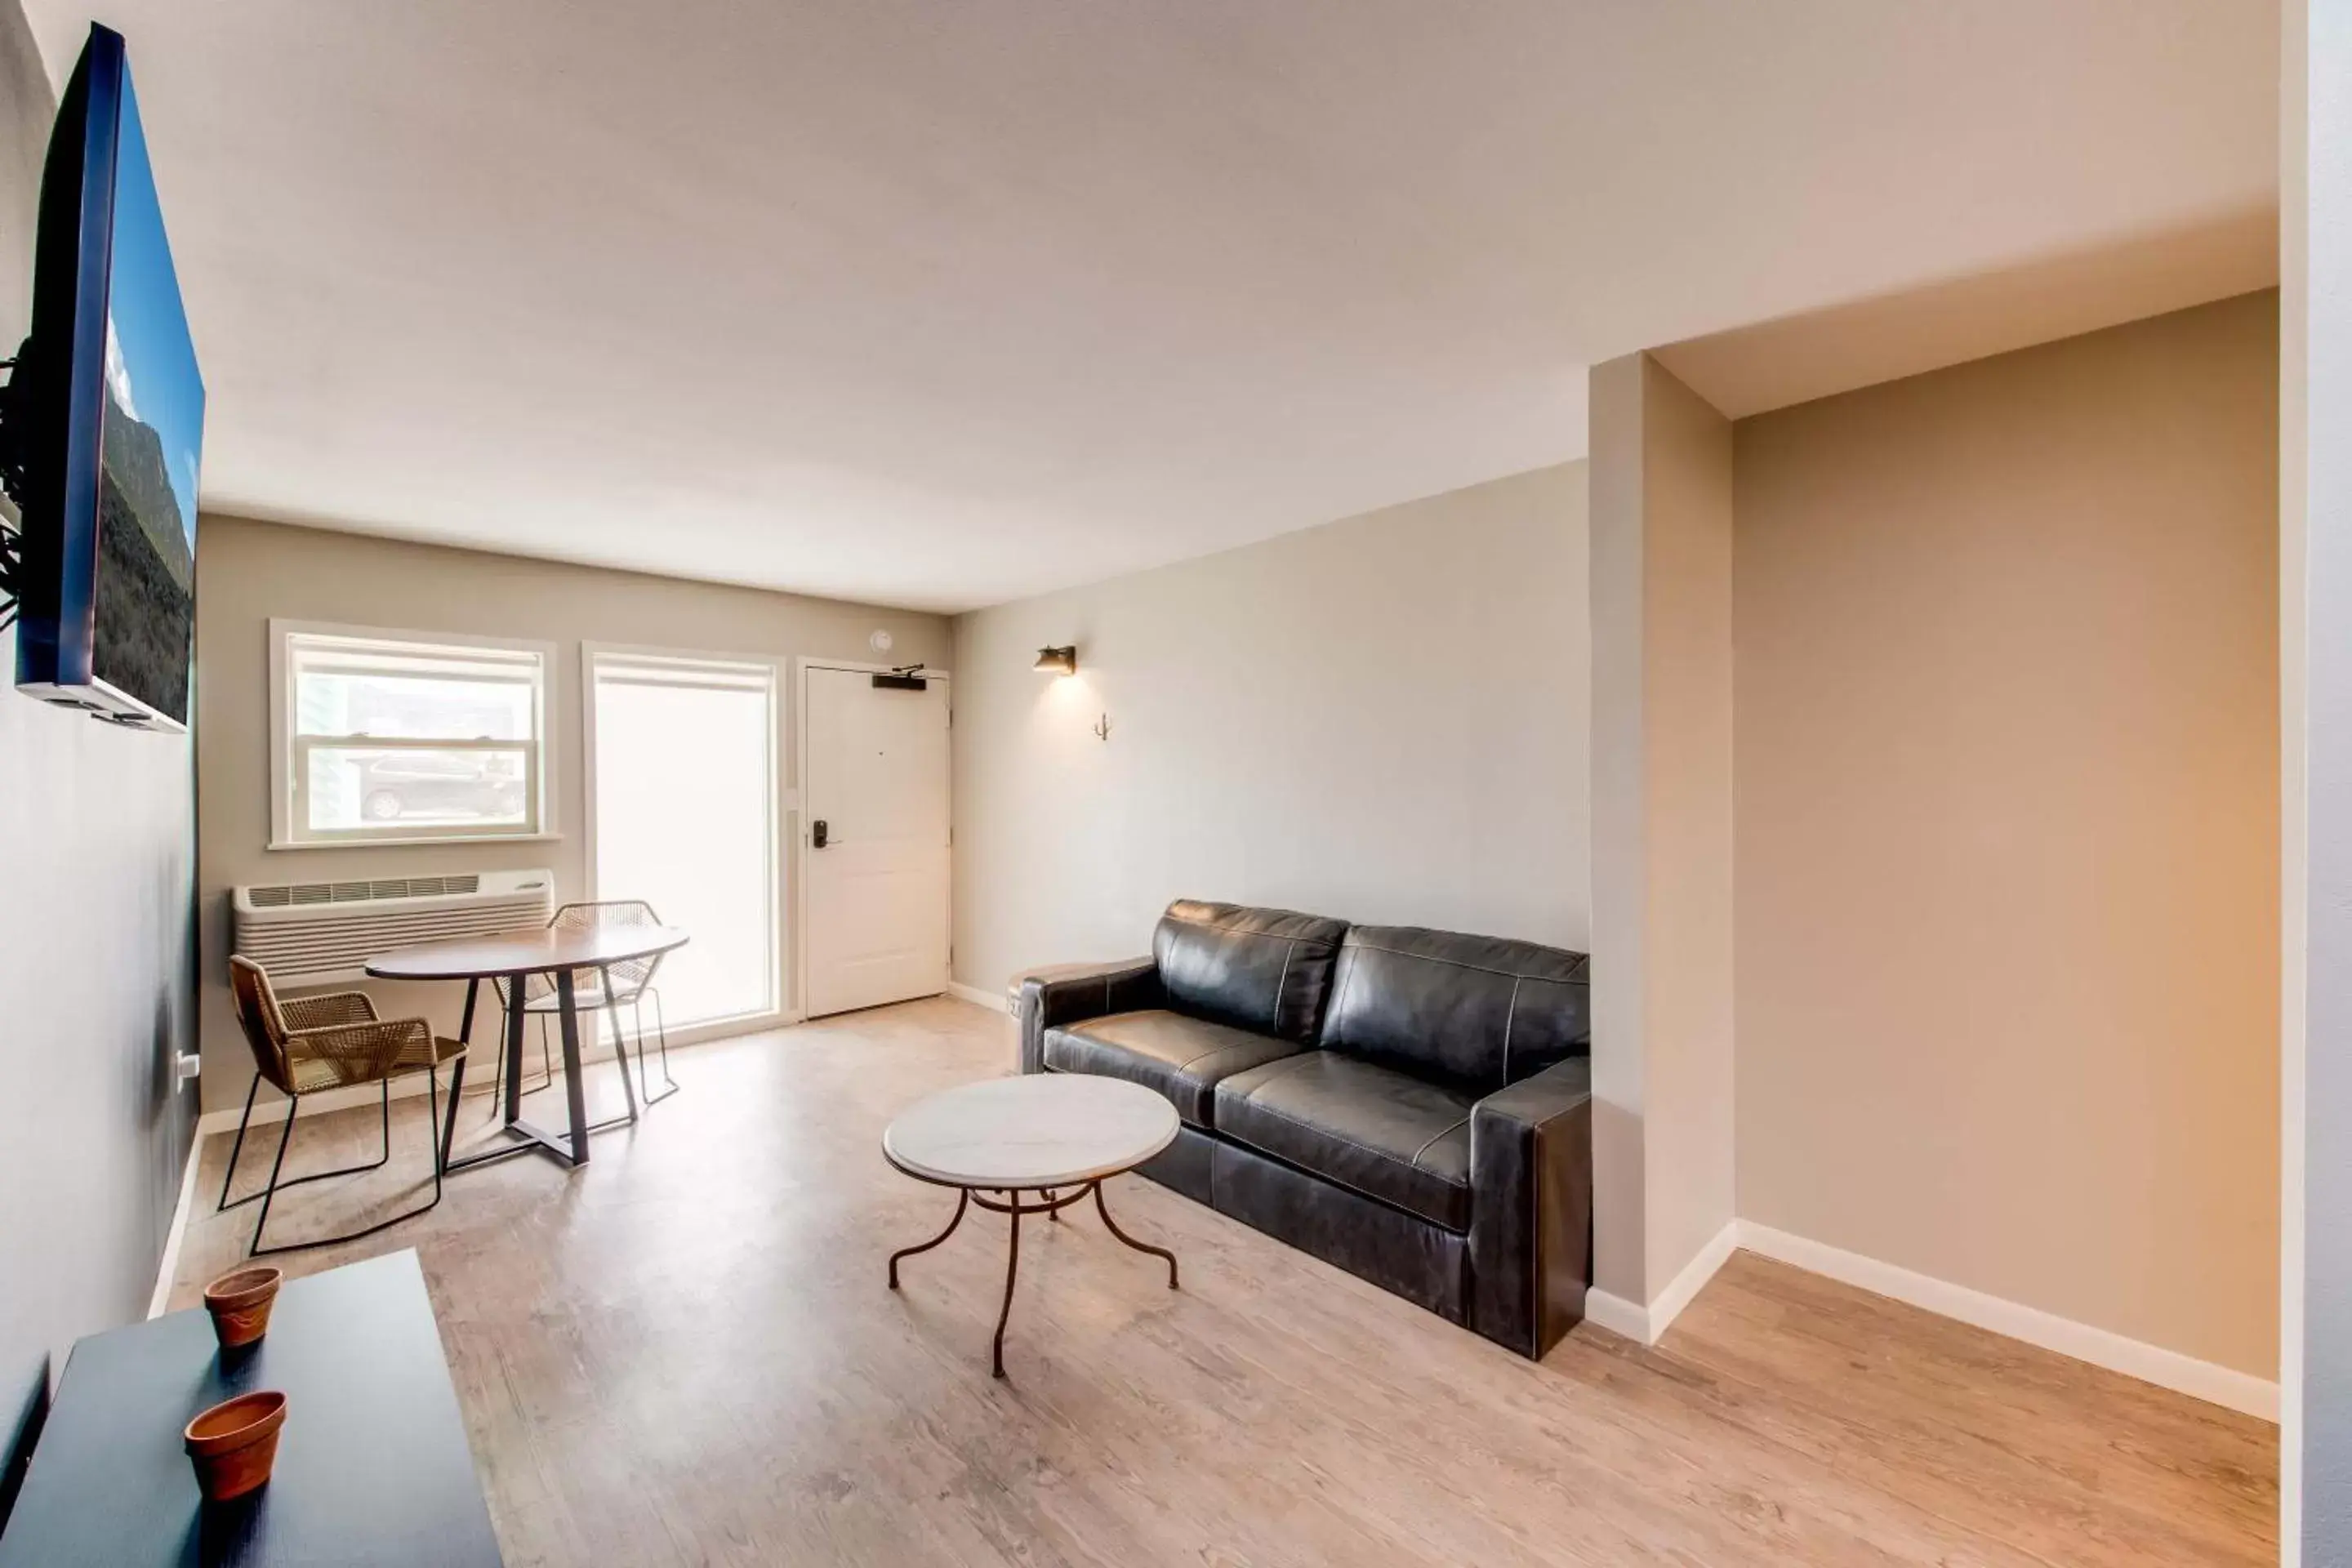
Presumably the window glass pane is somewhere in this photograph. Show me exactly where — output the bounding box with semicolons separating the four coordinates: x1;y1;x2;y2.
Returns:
591;662;774;1027
291;642;536;743
305;746;530;833
279;631;545;842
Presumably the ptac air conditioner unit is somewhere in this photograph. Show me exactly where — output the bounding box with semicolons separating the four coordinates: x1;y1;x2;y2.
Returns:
230;869;555;986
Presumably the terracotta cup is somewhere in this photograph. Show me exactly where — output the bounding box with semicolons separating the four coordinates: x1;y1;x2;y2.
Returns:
183;1390;287;1503
201;1266;283;1350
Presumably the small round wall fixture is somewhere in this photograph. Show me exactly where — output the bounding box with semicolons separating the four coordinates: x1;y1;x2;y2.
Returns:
870;630;894;654
1034;645;1077;676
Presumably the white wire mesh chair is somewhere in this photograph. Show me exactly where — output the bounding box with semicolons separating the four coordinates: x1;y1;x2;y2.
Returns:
485;899;679;1112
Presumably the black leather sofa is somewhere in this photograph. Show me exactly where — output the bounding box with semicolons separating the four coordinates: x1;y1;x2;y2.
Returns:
1016;899;1592;1359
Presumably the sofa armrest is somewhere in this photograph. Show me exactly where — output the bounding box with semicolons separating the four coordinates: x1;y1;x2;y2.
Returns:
1012;958;1163;1073
1468;1057;1592;1358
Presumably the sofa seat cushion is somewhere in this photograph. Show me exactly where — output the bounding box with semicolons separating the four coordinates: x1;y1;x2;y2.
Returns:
1042;1010;1303;1128
1212;1052;1474;1231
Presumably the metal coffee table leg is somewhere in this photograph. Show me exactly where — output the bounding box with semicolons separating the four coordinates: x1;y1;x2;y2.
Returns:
888;1188;969;1289
886;1173;1178;1378
1094;1180;1179;1289
992;1189;1023;1378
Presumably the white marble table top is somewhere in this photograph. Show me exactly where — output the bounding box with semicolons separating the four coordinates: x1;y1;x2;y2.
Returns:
882;1076;1180;1188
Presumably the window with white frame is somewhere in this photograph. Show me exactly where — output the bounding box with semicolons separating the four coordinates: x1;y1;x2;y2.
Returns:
271;625;551;846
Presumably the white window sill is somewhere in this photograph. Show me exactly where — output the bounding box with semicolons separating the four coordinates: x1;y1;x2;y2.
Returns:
266;831;564;852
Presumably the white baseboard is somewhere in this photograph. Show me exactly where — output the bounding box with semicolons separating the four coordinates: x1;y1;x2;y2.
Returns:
194;1071;440;1137
1654;1219;1741;1336
1577;1217;2275;1423
148;1126;205;1319
1735;1221;2278;1422
1581;1219;1740;1346
946;982;1008;1013
1580;1288;1650;1342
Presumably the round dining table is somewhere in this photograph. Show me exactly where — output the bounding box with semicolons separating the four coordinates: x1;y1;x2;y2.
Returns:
366;924;689;1170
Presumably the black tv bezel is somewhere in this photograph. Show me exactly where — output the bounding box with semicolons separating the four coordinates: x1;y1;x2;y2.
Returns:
12;24;194;732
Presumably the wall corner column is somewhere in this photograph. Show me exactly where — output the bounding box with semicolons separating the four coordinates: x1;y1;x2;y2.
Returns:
2289;0;2351;1558
1587;351;1737;1337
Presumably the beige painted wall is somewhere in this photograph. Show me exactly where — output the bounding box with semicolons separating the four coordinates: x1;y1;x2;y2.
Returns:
1635;360;1737;1303
1588;354;1737;1309
194;516;951;1112
1732;290;2281;1379
949;464;1589;996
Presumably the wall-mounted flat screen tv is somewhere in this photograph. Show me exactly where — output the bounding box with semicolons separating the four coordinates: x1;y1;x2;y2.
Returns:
10;24;203;731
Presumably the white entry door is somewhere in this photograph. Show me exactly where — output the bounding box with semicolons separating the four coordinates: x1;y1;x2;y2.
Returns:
802;665;950;1017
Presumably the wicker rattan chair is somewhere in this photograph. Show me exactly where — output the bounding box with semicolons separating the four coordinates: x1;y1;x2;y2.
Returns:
222;956;469;1258
488;899;679;1110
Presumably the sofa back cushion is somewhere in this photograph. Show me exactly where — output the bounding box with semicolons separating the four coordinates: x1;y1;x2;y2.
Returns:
1318;924;1589;1094
1152;900;1348;1044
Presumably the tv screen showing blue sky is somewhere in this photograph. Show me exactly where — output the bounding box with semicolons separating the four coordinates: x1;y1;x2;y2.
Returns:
103;75;203;554
90;61;203;724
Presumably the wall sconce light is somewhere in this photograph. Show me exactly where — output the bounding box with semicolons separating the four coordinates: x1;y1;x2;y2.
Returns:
1034;645;1077;676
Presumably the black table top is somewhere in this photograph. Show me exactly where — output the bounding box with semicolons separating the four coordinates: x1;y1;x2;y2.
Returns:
0;1250;502;1568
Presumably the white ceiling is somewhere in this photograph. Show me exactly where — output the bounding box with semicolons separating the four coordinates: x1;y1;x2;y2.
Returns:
22;1;2278;612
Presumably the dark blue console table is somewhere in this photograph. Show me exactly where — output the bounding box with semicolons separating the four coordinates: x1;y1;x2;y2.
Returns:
0;1249;501;1566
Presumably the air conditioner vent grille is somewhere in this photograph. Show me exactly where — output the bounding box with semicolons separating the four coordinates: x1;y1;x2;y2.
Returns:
232;869;547;986
246;873;484;910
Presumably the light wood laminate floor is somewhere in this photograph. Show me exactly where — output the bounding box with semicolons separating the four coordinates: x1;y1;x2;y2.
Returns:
171;997;2275;1566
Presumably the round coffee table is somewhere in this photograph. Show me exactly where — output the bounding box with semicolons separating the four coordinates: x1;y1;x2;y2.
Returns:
883;1075;1181;1377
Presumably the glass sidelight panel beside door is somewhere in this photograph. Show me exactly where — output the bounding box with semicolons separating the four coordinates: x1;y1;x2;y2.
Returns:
589;653;779;1031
